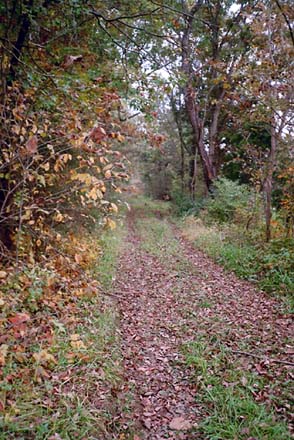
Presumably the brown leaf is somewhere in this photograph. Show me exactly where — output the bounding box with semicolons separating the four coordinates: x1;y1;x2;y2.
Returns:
63;55;83;68
0;344;8;366
169;417;192;431
9;312;30;327
25;135;38;155
90;126;106;143
0;271;7;279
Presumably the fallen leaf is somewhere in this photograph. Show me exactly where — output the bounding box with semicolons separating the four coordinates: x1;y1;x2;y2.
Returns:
169;417;192;431
70;334;86;349
63;54;83;68
106;218;116;230
9;312;30;326
0;344;8;366
105;169;112;179
33;350;57;365
25;135;38;154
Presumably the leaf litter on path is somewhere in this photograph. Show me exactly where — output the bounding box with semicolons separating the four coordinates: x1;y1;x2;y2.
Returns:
111;209;293;439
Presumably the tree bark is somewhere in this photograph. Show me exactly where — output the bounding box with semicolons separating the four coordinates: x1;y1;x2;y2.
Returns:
184;84;216;190
171;93;186;193
8;1;34;83
264;116;277;242
181;1;217;192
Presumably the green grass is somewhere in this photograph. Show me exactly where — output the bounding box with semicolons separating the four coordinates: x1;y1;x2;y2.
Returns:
181;217;294;305
136;217;179;259
129;194;172;218
182;339;291;440
94;224;126;289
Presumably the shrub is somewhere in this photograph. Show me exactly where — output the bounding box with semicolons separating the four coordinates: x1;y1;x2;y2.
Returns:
205;177;255;224
171;180;205;216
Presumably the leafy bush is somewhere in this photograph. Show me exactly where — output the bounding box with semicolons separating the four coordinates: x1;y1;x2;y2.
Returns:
171;181;205;216
205;178;254;224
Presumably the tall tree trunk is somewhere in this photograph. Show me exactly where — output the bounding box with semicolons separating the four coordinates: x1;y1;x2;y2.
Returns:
181;1;216;192
184;84;216;191
209;91;225;177
171;93;186;193
264;116;277;242
8;0;34;83
189;146;198;199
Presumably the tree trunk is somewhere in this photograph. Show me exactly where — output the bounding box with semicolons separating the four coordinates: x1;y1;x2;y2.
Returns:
171;94;187;193
264;117;277;242
180;1;216;192
8;0;34;83
184;84;216;191
209;91;225;177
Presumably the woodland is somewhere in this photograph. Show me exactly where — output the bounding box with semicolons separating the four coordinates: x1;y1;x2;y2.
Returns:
0;0;294;439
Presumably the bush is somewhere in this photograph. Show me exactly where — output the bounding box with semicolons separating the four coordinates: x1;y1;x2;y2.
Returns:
171;181;205;216
205;177;255;224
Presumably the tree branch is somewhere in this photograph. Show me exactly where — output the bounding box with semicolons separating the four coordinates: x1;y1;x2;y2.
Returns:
274;0;294;47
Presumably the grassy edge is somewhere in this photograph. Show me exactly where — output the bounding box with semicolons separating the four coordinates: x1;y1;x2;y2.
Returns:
180;217;294;312
0;223;126;440
182;338;291;440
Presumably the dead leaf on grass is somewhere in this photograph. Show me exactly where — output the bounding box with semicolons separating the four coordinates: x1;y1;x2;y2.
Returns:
169;416;192;430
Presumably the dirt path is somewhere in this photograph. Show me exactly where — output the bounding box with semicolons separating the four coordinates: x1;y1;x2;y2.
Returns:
111;209;294;439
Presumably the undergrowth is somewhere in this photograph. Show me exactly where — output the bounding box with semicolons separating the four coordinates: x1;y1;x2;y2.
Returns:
0;224;125;439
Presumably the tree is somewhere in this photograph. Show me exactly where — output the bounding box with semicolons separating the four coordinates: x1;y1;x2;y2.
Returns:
240;0;294;240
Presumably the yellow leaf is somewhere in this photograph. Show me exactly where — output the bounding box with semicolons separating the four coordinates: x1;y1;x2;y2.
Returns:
106;218;116;230
37;175;46;186
71;340;86;349
105;170;112;179
88;187;98;200
110;203;118;213
103;164;113;172
53;212;64;222
0;344;8;366
117;133;125;142
21;210;32;221
60;153;72;163
41;162;50;171
33;350;57;365
70;334;86;349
